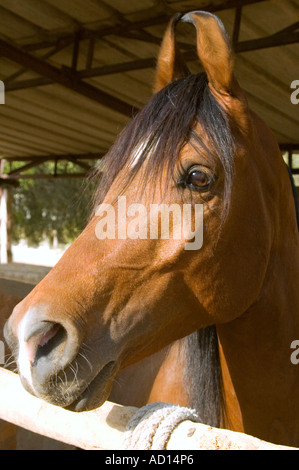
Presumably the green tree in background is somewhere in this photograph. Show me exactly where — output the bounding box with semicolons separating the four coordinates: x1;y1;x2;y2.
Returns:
10;161;97;247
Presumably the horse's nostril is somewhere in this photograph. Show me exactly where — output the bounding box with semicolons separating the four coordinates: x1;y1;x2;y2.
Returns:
38;323;60;348
24;321;65;365
34;323;66;365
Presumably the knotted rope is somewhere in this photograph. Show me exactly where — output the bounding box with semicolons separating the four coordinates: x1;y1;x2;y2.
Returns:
123;402;201;450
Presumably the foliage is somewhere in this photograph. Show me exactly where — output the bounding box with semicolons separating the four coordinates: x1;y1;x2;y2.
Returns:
9;161;97;247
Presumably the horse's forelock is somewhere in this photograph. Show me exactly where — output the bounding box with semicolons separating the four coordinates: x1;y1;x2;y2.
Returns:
91;73;234;217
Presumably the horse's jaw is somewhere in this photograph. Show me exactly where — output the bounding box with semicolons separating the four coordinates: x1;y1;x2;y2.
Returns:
66;360;118;411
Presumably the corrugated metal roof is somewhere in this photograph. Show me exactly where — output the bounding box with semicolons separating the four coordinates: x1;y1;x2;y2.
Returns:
0;0;298;172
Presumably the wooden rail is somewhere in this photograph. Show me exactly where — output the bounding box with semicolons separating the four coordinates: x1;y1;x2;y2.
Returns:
0;368;295;450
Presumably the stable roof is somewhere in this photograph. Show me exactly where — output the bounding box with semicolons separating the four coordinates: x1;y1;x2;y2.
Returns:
0;0;298;179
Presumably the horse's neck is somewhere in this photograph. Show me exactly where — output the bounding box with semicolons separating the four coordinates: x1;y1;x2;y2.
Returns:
217;237;299;446
109;336;190;408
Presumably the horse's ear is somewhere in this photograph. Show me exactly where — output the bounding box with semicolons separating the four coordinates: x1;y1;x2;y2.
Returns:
181;11;237;97
154;13;190;93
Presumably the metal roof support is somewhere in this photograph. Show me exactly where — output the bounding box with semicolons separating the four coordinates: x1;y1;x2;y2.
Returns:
17;0;268;55
281;146;299;176
232;7;242;47
235;21;299;52
0;39;138;117
71;31;82;71
5;20;299;94
280;144;299;175
0;154;99;180
0;153;102;163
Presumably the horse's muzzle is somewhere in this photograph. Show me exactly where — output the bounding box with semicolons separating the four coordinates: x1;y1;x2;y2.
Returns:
4;302;118;410
4;303;80;405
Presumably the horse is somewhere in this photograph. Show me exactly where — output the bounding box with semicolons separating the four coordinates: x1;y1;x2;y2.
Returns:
3;11;299;447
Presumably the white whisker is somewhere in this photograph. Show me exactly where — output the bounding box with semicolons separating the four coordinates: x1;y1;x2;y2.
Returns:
78;351;93;372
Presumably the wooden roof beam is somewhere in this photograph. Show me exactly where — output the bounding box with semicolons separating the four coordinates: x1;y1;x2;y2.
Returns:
280;144;299;151
20;0;269;54
0;38;138;117
6;19;299;95
3;173;90;180
0;153;103;162
235;21;299;52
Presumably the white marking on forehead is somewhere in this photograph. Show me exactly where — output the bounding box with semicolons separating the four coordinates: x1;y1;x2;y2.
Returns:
128;135;159;169
128;139;149;169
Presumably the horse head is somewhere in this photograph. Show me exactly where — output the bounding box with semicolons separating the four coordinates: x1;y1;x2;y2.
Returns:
4;12;292;412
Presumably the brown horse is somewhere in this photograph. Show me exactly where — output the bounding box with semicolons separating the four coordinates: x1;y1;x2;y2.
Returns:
4;11;299;447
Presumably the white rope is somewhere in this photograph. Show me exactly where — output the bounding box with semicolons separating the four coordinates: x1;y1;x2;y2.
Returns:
123;402;201;450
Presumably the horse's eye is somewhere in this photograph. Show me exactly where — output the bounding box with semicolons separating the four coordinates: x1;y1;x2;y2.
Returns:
185;169;213;191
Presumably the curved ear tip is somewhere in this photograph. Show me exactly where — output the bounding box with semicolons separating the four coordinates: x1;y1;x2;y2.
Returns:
181;11;226;31
180;11;193;24
181;10;231;52
181;10;216;23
